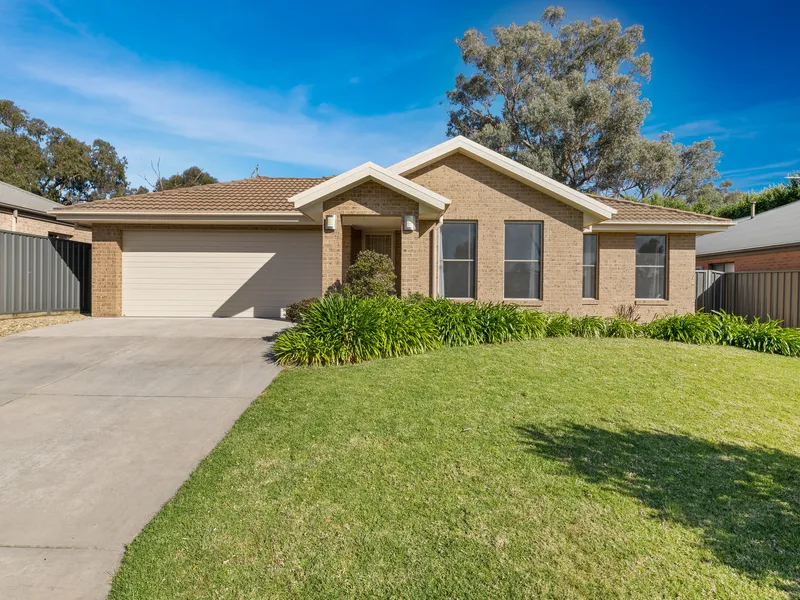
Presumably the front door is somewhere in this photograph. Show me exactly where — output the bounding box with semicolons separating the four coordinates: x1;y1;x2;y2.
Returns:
364;233;394;260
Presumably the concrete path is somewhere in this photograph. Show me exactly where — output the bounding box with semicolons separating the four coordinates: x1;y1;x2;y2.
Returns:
0;318;286;599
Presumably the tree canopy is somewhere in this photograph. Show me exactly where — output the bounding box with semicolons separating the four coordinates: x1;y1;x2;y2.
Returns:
152;166;218;191
447;6;721;201
0;100;129;204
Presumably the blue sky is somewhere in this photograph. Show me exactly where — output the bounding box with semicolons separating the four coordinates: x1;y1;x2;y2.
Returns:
1;0;798;191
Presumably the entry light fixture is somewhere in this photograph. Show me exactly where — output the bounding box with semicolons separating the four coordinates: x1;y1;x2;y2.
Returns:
403;214;417;232
324;214;337;231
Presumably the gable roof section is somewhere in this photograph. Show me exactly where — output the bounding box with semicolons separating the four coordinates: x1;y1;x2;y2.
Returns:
388;136;616;221
289;162;451;219
589;196;735;234
696;200;800;256
51;177;329;223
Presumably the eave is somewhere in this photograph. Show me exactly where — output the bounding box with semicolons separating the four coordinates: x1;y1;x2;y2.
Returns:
49;211;315;225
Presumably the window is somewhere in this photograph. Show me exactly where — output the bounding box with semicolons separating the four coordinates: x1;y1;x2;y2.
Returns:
504;222;542;299
635;235;667;299
439;222;476;298
582;234;598;299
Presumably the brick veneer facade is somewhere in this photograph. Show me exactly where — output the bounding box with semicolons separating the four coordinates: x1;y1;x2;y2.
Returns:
697;247;800;272
89;154;701;319
0;208;91;242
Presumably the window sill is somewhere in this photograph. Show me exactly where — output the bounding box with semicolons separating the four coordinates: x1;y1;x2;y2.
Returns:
635;299;669;306
505;299;543;307
581;299;599;305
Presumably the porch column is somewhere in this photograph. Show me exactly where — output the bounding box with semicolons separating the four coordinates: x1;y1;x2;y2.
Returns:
399;210;424;296
321;218;343;293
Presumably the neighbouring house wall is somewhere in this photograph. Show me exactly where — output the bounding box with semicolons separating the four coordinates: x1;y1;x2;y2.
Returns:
0;208;91;242
697;247;800;272
322;181;431;295
595;232;696;321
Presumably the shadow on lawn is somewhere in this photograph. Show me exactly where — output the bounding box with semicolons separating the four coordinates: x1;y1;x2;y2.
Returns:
517;424;800;594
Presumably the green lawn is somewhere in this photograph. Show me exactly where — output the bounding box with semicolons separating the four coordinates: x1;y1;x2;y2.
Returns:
111;339;800;599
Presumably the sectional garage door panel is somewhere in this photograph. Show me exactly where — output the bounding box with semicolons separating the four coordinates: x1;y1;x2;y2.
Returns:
122;230;321;317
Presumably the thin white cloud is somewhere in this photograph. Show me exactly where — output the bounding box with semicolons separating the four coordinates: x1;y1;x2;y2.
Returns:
0;30;448;178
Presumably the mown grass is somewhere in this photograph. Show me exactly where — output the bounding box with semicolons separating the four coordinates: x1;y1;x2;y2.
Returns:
110;338;800;599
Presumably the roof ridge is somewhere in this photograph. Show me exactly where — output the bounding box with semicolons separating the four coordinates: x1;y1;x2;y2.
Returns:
590;194;733;223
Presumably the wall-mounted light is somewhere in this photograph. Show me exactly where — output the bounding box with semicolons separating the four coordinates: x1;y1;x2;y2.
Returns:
324;214;337;231
403;214;417;232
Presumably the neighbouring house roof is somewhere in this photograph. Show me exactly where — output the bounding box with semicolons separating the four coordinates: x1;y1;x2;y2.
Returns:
0;180;63;215
696;200;800;257
388;136;616;222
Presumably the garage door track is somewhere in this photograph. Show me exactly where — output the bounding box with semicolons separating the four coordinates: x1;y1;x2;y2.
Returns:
0;318;285;599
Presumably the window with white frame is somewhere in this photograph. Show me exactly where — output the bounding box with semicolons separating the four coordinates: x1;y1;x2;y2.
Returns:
439;222;476;298
504;222;542;299
635;235;667;299
583;234;598;299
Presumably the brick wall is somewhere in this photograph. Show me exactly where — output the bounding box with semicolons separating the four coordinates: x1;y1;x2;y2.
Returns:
409;153;584;310
407;153;698;319
697;247;800;272
322;181;427;294
91;225;123;317
596;232;696;320
0;209;92;242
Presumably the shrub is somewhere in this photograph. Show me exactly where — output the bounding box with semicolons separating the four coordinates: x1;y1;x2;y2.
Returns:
274;295;384;366
570;315;608;338
606;316;641;339
520;309;548;339
545;313;573;337
613;304;641;323
375;297;439;357
284;298;316;324
475;303;530;344
645;312;718;345
419;299;483;346
344;250;396;298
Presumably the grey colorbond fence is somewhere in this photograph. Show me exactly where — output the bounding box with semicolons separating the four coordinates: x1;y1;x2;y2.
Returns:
696;269;800;328
0;230;91;315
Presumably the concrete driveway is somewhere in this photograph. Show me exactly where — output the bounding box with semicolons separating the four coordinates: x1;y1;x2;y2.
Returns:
0;317;286;599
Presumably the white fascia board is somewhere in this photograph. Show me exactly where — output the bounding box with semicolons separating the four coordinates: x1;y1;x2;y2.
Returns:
589;222;735;234
290;162;451;213
48;211;314;225
388;136;616;220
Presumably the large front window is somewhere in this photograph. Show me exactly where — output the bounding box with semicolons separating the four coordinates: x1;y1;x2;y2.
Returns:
636;235;667;299
439;222;476;298
504;222;542;299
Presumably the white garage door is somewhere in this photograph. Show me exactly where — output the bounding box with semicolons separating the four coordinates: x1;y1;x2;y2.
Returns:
122;230;321;317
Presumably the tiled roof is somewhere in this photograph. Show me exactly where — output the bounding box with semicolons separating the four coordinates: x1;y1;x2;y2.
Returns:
53;177;331;213
591;195;734;224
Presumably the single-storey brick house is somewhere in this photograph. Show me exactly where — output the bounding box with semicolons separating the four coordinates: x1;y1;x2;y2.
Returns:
0;180;92;242
52;137;733;320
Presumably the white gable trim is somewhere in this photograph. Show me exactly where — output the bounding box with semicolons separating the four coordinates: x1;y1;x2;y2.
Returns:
290;162;451;218
388;136;616;221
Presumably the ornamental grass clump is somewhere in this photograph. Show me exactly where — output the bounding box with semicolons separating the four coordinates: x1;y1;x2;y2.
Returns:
375;296;439;358
545;312;573;337
476;302;530;344
605;315;641;339
419;298;483;346
645;311;718;345
570;315;608;338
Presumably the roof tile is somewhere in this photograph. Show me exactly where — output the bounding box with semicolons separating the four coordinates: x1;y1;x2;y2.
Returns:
591;195;733;224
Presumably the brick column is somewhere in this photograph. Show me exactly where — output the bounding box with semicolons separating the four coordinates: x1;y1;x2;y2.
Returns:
399;211;424;296
92;225;123;317
321;221;343;293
